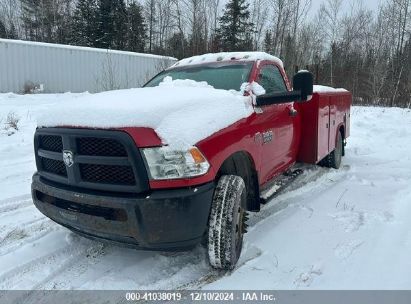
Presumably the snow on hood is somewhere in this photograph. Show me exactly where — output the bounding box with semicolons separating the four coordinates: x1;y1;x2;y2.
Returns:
37;77;254;150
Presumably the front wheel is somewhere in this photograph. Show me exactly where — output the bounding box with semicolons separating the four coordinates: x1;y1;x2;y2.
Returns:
207;175;247;270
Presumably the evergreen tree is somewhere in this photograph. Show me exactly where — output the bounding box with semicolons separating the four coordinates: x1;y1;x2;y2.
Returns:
126;2;147;52
71;0;98;47
8;23;18;39
189;27;206;56
0;19;7;38
55;1;74;44
112;0;127;49
209;32;222;53
95;0;127;49
263;30;272;53
21;0;42;41
167;32;188;59
95;0;114;48
146;0;156;53
217;0;254;51
20;0;68;43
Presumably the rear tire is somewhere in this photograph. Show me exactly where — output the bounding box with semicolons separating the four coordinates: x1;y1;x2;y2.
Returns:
207;175;247;270
325;131;343;169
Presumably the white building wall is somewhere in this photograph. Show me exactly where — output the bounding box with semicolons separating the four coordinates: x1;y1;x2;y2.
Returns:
0;39;177;93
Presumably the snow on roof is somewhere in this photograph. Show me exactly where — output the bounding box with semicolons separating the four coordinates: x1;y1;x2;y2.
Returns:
170;52;283;69
37;77;254;150
0;38;177;61
313;85;348;93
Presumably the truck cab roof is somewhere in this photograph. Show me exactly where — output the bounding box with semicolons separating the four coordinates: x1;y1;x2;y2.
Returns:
169;51;284;70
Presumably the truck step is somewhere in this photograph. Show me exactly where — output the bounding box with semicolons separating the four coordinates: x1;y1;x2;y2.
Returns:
260;169;303;204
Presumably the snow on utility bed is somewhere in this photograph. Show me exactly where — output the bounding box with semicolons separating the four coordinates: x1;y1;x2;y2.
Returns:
36;77;253;150
313;85;348;93
1;92;411;294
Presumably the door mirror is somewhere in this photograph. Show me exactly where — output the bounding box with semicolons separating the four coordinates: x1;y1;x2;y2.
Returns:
255;91;302;106
255;70;314;107
293;71;313;101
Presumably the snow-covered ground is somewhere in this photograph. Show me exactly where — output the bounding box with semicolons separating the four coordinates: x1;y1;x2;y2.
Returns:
0;93;410;291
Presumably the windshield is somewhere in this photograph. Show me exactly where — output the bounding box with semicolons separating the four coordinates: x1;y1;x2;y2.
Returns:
144;63;253;91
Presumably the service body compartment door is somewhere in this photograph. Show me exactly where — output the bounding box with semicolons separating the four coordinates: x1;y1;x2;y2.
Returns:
328;99;338;153
297;91;352;165
317;95;330;162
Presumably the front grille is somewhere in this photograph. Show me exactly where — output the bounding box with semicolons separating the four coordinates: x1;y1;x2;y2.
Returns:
39;135;63;152
77;137;127;157
41;157;67;177
34;129;149;193
80;164;135;185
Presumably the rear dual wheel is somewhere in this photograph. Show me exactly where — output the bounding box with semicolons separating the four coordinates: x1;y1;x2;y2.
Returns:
207;175;247;270
322;131;343;169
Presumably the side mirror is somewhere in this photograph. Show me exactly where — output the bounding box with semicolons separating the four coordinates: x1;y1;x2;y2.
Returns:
293;71;313;101
255;70;314;107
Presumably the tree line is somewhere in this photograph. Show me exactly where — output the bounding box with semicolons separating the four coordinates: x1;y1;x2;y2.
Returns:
0;0;410;108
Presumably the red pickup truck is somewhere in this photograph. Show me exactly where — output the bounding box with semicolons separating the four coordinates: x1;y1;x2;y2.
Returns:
31;52;351;270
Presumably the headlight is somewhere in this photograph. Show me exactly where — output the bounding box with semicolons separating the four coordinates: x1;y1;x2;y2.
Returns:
141;146;210;180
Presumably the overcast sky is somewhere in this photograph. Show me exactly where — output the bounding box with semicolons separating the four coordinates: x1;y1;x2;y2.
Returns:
308;0;383;17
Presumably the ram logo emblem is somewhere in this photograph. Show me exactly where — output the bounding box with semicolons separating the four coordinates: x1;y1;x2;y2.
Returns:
63;150;74;167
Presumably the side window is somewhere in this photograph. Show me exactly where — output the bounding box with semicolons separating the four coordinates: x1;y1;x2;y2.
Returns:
258;65;287;94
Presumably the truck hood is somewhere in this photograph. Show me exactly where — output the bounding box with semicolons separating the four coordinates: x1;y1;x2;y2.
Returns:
37;78;254;150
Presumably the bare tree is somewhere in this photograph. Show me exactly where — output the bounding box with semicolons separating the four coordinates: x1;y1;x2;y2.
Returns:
250;0;268;50
0;0;21;37
319;0;343;86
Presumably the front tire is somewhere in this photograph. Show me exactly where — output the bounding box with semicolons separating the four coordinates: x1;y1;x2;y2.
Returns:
207;175;247;270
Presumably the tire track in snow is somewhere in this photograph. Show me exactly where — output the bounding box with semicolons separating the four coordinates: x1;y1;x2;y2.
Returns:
0;194;56;257
248;165;350;227
0;246;77;289
32;240;109;290
0;234;106;290
179;246;263;289
0;195;32;216
36;242;212;290
0;218;55;257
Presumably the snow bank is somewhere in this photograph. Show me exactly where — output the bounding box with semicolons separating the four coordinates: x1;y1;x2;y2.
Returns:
171;52;283;69
314;85;348;93
36;77;254;149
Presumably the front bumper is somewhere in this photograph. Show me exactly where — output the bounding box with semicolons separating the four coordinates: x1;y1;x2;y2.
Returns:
32;174;214;250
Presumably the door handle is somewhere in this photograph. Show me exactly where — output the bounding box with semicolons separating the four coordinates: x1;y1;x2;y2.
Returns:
289;107;298;117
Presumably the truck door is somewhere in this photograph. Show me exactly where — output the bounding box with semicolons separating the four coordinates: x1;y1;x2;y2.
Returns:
255;64;297;183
